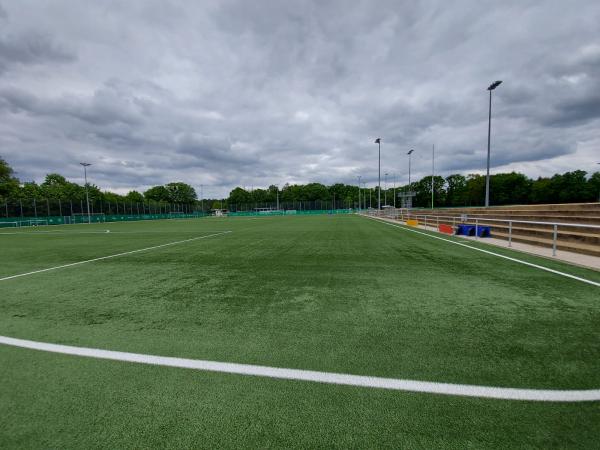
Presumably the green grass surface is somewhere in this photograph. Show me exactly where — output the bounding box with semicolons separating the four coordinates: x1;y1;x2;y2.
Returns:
1;215;599;448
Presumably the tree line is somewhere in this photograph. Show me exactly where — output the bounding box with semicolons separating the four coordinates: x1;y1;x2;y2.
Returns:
2;156;599;214
0;157;204;206
226;170;600;209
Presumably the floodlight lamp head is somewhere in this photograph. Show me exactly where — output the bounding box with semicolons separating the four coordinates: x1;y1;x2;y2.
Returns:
374;138;381;144
487;80;502;91
80;162;91;167
407;149;414;155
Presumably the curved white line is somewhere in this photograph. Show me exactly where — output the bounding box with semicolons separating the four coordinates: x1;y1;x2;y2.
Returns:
1;336;598;402
365;216;600;287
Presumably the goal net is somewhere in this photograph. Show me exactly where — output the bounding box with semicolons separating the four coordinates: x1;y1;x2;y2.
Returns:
0;221;18;228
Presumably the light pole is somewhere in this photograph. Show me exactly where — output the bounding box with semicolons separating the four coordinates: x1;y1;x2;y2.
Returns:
393;174;397;208
485;80;502;207
200;184;203;213
384;172;388;206
431;144;435;209
407;150;414;187
375;138;381;210
357;176;361;210
80;162;91;224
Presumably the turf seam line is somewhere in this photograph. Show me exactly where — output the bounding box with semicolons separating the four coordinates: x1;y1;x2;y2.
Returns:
365;216;600;288
0;231;231;282
1;335;599;402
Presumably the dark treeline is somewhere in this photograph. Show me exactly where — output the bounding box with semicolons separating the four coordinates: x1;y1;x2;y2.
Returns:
226;170;600;210
0;158;224;217
2;157;599;216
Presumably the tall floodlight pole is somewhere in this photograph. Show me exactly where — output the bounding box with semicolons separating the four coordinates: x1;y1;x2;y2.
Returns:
384;172;388;206
393;174;397;208
80;162;91;224
485;80;502;207
407;149;414;186
431;144;435;209
375;138;381;210
357;175;362;211
200;184;203;213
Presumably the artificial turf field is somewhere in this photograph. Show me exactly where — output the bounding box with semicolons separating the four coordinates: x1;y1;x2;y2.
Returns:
1;214;599;449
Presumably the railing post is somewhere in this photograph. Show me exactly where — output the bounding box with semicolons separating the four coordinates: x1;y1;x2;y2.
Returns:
475;218;479;240
552;224;557;256
424;215;427;229
508;221;512;247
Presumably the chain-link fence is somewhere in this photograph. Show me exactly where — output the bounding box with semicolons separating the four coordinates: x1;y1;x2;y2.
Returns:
1;198;203;218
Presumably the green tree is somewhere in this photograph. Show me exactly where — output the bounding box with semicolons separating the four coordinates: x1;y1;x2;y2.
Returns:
0;157;20;199
144;185;170;202
125;190;144;202
445;174;467;206
489;172;532;205
465;174;485;206
588;172;600;202
165;182;197;203
228;187;251;205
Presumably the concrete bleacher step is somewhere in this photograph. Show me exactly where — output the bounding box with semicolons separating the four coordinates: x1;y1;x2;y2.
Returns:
397;202;600;257
491;231;600;257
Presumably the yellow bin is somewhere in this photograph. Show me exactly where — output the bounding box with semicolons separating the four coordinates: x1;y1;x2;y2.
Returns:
406;219;419;227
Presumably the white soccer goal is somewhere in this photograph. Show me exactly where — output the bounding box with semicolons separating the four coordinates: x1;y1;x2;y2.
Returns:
18;219;49;227
0;221;18;228
71;213;106;223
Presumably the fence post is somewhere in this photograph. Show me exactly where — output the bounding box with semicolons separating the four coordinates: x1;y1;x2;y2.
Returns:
424;215;427;230
508;221;512;247
475;218;478;240
552;224;557;256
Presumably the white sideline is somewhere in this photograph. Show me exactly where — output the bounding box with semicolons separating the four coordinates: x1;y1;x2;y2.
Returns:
0;230;228;235
365;216;600;288
0;335;598;402
0;231;231;282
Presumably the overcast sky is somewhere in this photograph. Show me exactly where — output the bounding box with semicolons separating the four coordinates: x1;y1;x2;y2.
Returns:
1;1;599;197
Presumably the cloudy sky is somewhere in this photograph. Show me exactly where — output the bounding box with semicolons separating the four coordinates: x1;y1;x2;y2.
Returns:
1;0;599;197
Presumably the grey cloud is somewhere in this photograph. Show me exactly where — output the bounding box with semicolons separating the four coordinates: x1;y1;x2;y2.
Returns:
0;32;76;73
1;0;600;197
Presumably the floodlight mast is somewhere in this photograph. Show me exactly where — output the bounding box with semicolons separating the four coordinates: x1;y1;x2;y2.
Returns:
80;162;91;224
407;149;414;186
357;175;362;211
431;144;435;209
485;80;502;207
375;138;381;210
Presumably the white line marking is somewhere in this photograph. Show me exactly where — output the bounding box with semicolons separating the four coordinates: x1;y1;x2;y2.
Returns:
0;231;231;282
365;216;600;288
0;335;598;402
0;230;228;235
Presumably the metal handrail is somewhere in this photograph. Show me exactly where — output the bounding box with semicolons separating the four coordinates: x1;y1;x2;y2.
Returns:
369;209;600;230
364;209;600;256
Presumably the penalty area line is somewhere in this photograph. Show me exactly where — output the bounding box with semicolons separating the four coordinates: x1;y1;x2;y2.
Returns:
0;231;231;282
0;335;599;402
364;216;600;288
